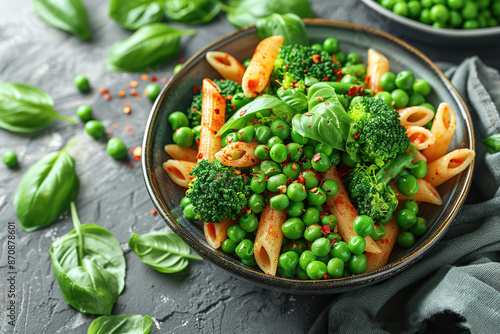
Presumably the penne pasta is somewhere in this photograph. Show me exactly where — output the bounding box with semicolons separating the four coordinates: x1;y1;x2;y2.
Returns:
366;48;390;94
204;218;236;249
162;160;196;188
390;179;443;205
198;78;226;162
323;166;382;254
164;144;198;162
254;205;287;276
415;150;427;163
242;35;283;98
205;51;246;85
397;106;435;127
365;217;399;272
215;141;260;167
424;148;475;187
422;102;457;162
406;126;436;150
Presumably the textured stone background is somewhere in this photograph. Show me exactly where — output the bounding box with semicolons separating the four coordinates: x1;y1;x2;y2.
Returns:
0;1;499;334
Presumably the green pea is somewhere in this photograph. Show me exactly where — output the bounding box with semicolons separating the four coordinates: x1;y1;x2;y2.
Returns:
180;196;191;208
287;143;303;162
302;145;315;160
173;63;183;74
255;144;270;160
316;254;331;265
242;58;251;67
409;92;426;106
286;201;305;217
391;89;409;108
278;267;295;278
302;207;320;226
255;126;271;144
308;188;327;206
463;19;479;29
299;250;316;270
396;208;418;229
241;256;257;266
295;266;310;280
282;162;300;180
192;125;201;142
304;224;323;241
380;72;396;91
260;160;281;175
398;231;415;247
432;21;448;28
403;199;419;214
341;75;358;85
2;150;17;167
311;237;331;257
321;179;338;196
394;1;409;16
238;125;255;143
106;138;127;159
397;174;419;196
370;224;386;241
231;92;253;110
302;171;319;189
239;213;259;233
346;52;361;64
334;51;346;65
250;173;267;193
174;127;194;147
410;160;428;180
306;260;327;279
329;152;342;166
248;193;265;214
410;217;428;236
341;151;357;167
321;214;337;231
227;225;246;243
183;203;197;221
279;251;299;271
291;130;309;144
235;239;254;260
421;0;433;8
76;105;92;121
353;215;375;237
267;174;287;193
448;0;465;10
462;1;478;19
168;111;189;130
85;120;105;139
315;143;334;156
270;119;291;140
330;241;351;262
375;91;393;106
322;38;339;54
221;238;237;253
145;84;161;101
267;136;283;149
379;211;393;224
269;143;288;163
282;238;308;255
287;182;307;202
281;218;305;239
412;80;432;97
420;8;432;23
311;43;323;51
74;74;89;92
311;153;330;172
221;132;238;147
395;71;416;90
347;254;368;274
420;102;435;112
269;194;289;210
408;1;422;18
327;258;344;278
348;236;366;255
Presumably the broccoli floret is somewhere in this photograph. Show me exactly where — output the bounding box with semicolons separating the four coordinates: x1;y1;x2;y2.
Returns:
346;97;410;166
187;79;243;127
273;45;341;89
187;159;251;223
344;152;415;222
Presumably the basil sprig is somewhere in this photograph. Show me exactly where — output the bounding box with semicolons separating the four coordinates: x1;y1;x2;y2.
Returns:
129;231;202;273
109;0;164;30
0;83;76;133
482;133;500;154
107;23;195;72
256;13;309;46
164;0;221;25
50;202;126;315
31;0;91;39
292;83;352;150
14;141;79;232
88;315;153;334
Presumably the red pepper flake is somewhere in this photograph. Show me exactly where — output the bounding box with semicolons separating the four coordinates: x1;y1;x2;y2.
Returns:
130;81;138;88
264;176;269;182
242;174;247;179
151;210;157;216
330;238;337;247
133;156;141;162
107;129;113;135
178;57;185;63
125;125;131;131
304;113;312;117
348;85;365;97
226;95;233;100
311;54;322;63
192;85;200;94
275;79;282;86
312;153;322;162
364;76;371;85
131;132;135;137
231;104;236;110
332;54;339;65
292;62;296;65
214;108;220;115
353;132;360;139
119;91;126;98
151;76;158;82
129;163;134;168
104;93;111;100
141;74;149;81
99;87;109;94
113;123;118;128
197;152;203;159
317;97;324;102
239;110;246;116
195;139;200;147
323;77;329;81
321;225;331;236
162;77;168;83
303;69;308;73
125;102;132;107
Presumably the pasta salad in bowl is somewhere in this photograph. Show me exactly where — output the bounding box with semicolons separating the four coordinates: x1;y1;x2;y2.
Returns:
142;19;474;293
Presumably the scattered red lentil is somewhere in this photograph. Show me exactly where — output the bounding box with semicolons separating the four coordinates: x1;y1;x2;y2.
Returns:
123;107;131;114
129;148;134;153
113;123;118;128
151;210;157;216
125;102;131;107
161;77;167;83
141;74;149;81
107;130;113;135
119;91;126;98
130;80;138;88
129;163;134;168
125;84;130;89
125;125;131;131
151;76;158;82
131;132;135;137
104;93;111;100
99;87;109;94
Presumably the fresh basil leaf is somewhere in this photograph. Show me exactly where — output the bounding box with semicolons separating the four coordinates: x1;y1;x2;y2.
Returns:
129;231;202;273
50;202;126;315
164;0;221;25
256;13;308;45
13;141;79;232
223;0;313;29
292;83;351;150
277;87;307;112
482;134;500;154
31;0;90;39
107;23;195;72
216;95;296;136
109;0;164;30
0;83;76;133
88;314;153;334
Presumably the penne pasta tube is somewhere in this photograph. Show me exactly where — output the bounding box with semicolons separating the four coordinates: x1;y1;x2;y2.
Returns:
215;141;260;167
406;126;436;150
242;35;283;98
205;51;246;84
164;144;198;162
365;217;399;272
254;205;287;276
424;148;475;187
323;167;382;254
390;179;443;205
366;48;390;94
162;160;197;188
414;150;427;163
397;106;435;127
198;79;226;162
204;218;236;249
422;102;457;162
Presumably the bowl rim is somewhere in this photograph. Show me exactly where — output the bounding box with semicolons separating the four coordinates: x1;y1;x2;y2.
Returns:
361;0;500;38
142;19;475;292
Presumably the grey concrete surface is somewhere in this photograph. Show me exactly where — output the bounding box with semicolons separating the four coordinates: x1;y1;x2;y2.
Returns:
0;1;498;333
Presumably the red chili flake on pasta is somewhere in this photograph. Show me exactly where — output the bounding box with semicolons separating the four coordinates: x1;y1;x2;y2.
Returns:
215;108;220;114
197;152;203;159
195;139;199;147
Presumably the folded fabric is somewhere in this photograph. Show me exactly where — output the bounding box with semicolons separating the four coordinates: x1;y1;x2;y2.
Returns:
308;57;500;334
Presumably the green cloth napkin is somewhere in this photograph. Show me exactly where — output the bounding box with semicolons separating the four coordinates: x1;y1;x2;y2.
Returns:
309;57;500;334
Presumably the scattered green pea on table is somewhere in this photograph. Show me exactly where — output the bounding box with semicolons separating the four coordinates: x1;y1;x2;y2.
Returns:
2;150;18;167
107;138;127;159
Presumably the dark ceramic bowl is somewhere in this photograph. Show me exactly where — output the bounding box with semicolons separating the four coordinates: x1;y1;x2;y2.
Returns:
142;19;475;294
361;0;500;46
